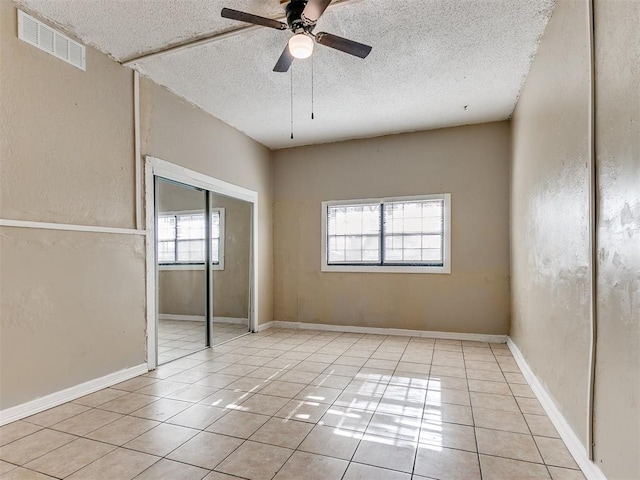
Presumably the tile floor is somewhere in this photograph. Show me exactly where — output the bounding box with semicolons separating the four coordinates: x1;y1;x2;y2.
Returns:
158;320;249;364
0;328;586;480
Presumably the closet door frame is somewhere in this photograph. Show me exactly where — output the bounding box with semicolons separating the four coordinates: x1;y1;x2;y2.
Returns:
145;156;259;371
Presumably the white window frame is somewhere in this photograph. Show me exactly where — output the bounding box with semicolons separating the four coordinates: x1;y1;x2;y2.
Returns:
321;193;451;274
157;207;225;271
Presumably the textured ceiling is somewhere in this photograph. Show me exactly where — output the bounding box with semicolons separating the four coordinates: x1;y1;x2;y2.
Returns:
17;0;555;149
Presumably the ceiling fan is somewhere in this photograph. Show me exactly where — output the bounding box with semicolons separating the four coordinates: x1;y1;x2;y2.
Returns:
221;0;372;72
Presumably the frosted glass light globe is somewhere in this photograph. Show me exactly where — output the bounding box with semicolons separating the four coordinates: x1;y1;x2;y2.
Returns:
288;34;314;59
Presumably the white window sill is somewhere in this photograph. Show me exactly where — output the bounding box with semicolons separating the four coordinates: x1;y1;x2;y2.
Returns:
321;264;450;274
158;264;224;271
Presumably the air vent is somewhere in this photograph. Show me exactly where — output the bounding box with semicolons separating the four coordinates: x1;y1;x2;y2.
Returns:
17;10;86;71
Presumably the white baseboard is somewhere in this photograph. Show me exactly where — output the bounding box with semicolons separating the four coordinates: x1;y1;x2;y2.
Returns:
507;338;607;480
259;320;506;343
257;321;275;332
159;314;247;325
0;364;148;426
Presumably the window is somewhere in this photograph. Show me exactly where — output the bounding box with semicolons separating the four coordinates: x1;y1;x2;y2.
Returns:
157;209;225;270
322;194;451;273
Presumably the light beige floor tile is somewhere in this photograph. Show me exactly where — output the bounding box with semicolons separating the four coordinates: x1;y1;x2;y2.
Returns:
468;379;512;395
86;415;159;445
223;377;267;393
427;365;467;379
479;454;551;479
365;412;420;441
258;381;306;399
134;459;209;480
165;385;218;403
390;372;430;389
517;397;546;415
311;374;352;389
473;407;530;434
244;366;284;380
195;374;242;389
333;391;381;412
296;385;343;404
0;467;57;479
249;417;313;449
342;462;411;480
164;369;212;384
427;375;469;391
414;444;481;480
548;466;587;480
112;377;159;392
504;372;528;384
24;404;90;428
52;408;122;436
476;428;543;463
73;388;129;408
206;411;270;438
98;393;159;414
466;360;501;372
525;414;559;438
470;392;520;413
274;399;331;423
535;436;579;469
424;403;474;426
125;423;199;456
427;387;471;407
467;369;506;382
202;471;243;480
199;388;253;409
215;441;292;480
0;422;43;447
334;356;368;367
235;394;290;415
273;451;348;480
419;421;477;452
166;404;230;430
167;432;242;470
322;364;360;376
131;398;192;421
352;433;417;473
510;383;536;398
24;438;115;478
0;460;15;476
0;429;77;465
136;380;188;397
298;425;361;460
217;364;260;377
318;406;373;432
67;447;159;479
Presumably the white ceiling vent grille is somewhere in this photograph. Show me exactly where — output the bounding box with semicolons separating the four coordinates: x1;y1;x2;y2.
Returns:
17;10;86;71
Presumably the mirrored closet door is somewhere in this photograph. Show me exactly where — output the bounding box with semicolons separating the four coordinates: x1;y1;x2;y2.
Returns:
154;177;252;365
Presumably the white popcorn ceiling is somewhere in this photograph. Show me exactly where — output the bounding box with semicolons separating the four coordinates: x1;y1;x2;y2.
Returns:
17;0;556;149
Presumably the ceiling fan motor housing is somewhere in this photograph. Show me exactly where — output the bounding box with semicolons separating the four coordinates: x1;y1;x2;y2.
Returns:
286;0;311;32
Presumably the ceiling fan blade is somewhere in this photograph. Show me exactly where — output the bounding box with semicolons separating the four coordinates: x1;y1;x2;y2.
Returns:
315;32;372;59
273;44;294;73
302;0;332;23
221;8;288;30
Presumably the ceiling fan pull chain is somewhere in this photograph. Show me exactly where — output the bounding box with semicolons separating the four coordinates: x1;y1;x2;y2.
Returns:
311;53;315;120
290;64;294;139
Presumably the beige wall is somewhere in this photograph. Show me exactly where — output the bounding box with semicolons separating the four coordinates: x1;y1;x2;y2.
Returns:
511;0;640;478
510;0;591;445
592;0;640;477
0;2;144;409
140;78;273;328
273;122;511;334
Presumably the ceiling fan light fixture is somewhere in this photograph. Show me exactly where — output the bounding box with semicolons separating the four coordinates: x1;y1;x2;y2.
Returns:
288;33;314;59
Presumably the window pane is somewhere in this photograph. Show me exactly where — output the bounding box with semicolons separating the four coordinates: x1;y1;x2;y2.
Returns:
177;240;204;262
157;216;176;241
327;204;380;264
177;214;205;240
383;199;444;265
158;241;175;263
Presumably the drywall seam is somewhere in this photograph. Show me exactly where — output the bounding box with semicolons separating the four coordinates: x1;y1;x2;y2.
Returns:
507;338;607;480
261;321;507;343
586;0;598;461
0;364;148;426
0;219;146;236
120;0;364;66
134;70;142;230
